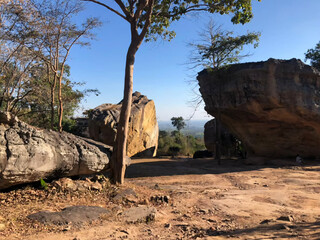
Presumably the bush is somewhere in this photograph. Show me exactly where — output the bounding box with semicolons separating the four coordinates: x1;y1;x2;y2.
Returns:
157;130;205;157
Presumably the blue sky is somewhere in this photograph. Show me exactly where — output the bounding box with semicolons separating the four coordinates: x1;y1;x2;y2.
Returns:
68;0;320;121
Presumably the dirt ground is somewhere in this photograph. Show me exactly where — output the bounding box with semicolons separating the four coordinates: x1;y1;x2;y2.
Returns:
1;157;320;240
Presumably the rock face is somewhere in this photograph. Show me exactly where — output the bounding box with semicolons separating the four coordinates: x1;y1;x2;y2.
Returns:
198;58;320;158
28;206;110;226
0;112;112;190
88;92;159;157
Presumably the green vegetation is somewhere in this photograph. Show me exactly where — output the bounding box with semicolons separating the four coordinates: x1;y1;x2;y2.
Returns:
158;130;205;157
0;0;100;130
189;21;260;69
40;178;48;190
305;41;320;71
171;116;186;132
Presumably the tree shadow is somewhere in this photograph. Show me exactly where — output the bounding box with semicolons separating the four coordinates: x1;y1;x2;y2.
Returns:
125;157;320;178
206;221;320;239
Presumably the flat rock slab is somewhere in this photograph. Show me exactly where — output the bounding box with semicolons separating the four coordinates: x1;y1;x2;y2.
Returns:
27;206;110;226
121;206;157;223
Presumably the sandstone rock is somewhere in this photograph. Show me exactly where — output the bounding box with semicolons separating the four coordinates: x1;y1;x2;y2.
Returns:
27;206;110;226
121;206;157;223
0;223;5;231
0;112;112;190
88;92;159;157
198;58;320;158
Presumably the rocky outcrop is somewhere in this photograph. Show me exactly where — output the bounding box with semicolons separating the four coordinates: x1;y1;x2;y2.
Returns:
0;112;112;190
198;58;320;158
88;92;159;157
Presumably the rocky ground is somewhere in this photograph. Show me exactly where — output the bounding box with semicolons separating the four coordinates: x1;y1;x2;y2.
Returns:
0;157;320;240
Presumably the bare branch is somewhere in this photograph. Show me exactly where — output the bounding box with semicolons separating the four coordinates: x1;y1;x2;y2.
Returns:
83;0;128;21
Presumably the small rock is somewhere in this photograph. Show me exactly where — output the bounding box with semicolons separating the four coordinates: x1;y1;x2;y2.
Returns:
277;215;294;222
164;223;171;228
140;198;149;205
113;188;137;202
62;225;71;231
0;216;5;222
54;178;78;192
154;184;160;190
91;181;102;191
207;218;217;223
262;184;268;187
0;223;5;231
260;219;272;224
150;195;170;204
122;206;157;223
199;209;207;214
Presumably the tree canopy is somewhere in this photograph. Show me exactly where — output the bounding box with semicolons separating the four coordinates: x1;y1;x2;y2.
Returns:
305;41;320;71
171;116;186;131
0;0;100;129
189;21;260;69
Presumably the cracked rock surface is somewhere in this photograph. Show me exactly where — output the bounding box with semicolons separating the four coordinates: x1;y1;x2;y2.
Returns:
0;112;111;190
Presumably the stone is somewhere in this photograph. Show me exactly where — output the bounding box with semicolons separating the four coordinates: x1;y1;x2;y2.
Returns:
27;206;110;226
198;58;320;158
113;188;137;202
121;206;157;223
0;112;112;190
91;181;102;191
260;219;273;224
88;92;159;157
0;223;5;231
277;215;294;222
53;178;78;192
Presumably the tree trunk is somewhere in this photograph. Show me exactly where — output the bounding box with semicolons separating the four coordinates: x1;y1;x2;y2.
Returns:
111;41;138;184
58;75;63;132
50;84;55;130
49;65;56;130
215;111;221;165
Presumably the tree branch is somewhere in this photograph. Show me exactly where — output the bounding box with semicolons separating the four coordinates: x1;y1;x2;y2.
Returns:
83;0;129;21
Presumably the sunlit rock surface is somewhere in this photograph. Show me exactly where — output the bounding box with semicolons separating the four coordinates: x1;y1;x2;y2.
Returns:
0;112;111;190
88;92;159;157
198;58;320;158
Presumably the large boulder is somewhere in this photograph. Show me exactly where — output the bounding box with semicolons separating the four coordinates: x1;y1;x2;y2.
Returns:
198;58;320;158
0;112;112;190
88;92;159;157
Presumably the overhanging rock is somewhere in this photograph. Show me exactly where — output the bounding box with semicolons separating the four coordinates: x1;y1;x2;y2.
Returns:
198;58;320;158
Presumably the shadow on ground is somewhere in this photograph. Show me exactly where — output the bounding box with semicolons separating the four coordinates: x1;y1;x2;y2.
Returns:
207;220;320;239
125;157;320;178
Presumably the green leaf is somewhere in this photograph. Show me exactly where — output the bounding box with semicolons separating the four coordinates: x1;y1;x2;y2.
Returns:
40;178;48;190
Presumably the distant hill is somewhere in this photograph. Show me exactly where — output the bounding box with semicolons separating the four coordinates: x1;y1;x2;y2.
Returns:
158;120;210;138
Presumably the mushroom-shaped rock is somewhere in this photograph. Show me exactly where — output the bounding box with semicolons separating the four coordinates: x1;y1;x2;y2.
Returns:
198;58;320;158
